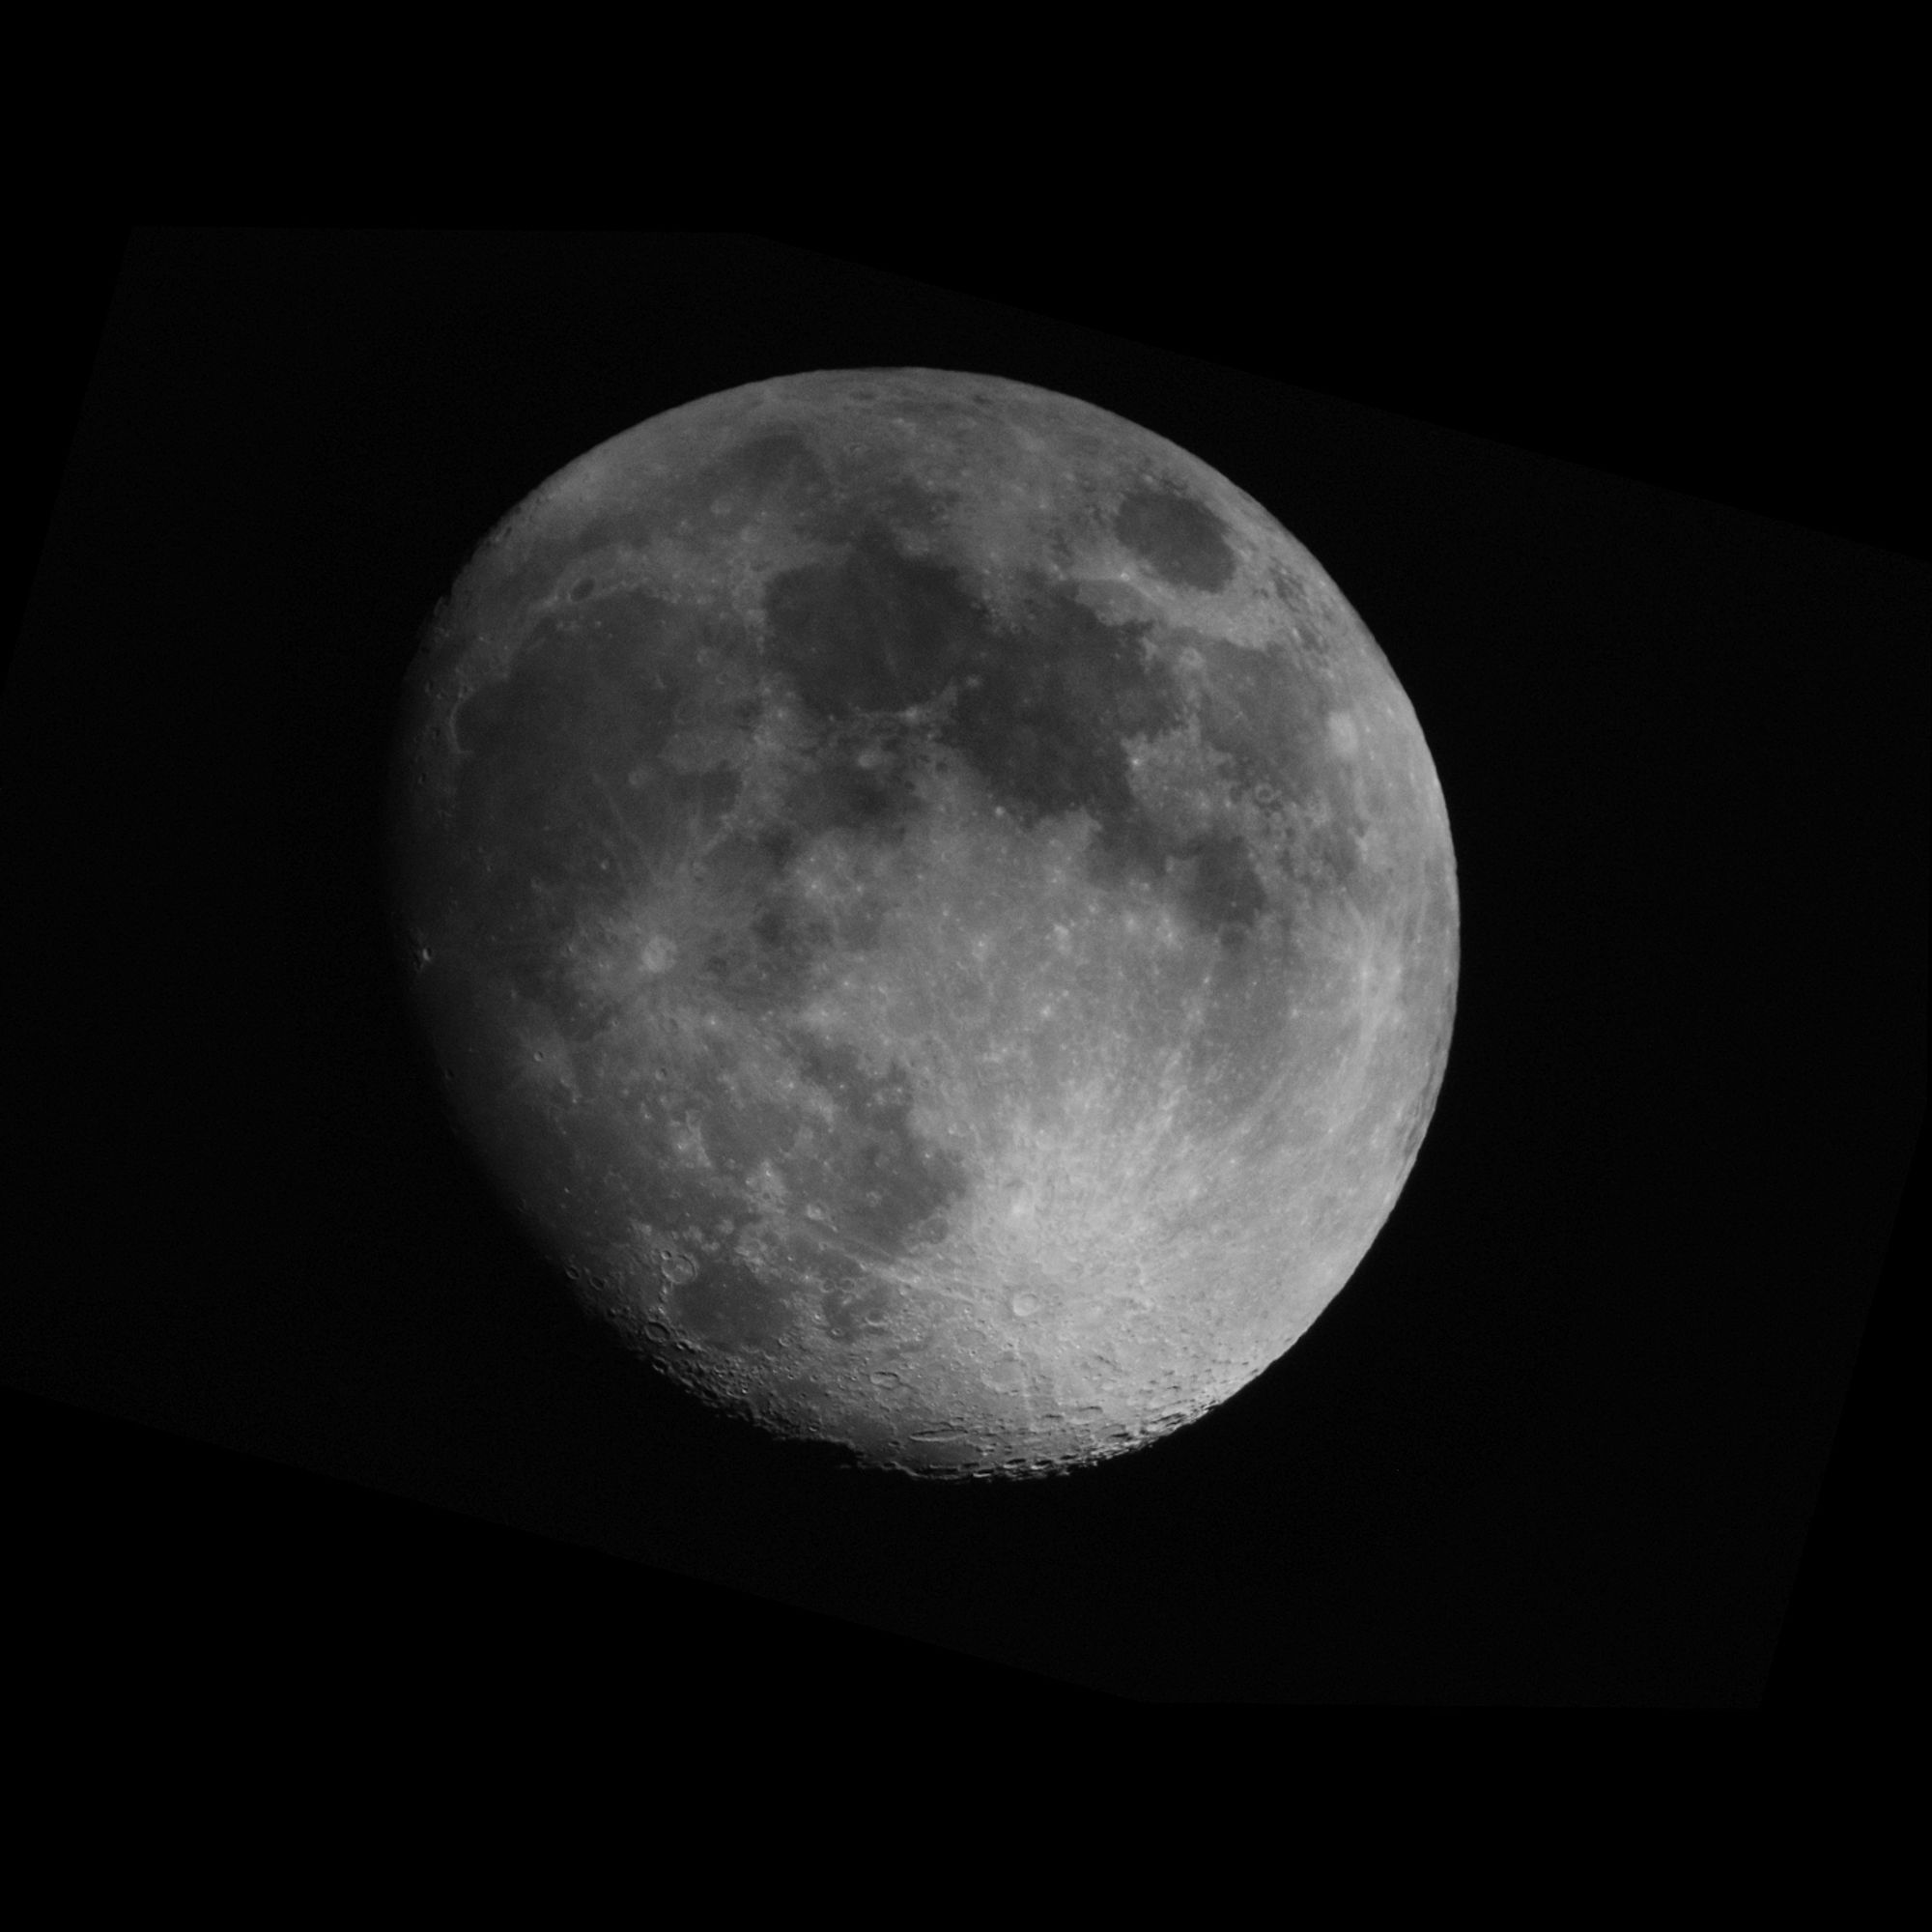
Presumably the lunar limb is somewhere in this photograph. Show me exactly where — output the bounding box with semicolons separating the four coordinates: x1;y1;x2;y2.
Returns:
389;370;1458;1477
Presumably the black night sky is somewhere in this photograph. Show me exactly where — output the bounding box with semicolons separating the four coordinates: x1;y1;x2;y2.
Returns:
5;230;1921;1711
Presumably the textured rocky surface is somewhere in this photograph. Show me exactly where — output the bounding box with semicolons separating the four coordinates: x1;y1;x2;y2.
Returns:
388;369;1458;1476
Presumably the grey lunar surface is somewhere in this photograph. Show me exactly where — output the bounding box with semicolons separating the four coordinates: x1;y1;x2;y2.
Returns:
389;369;1459;1476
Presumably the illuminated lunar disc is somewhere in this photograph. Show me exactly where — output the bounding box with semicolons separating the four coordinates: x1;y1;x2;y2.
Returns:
387;369;1459;1478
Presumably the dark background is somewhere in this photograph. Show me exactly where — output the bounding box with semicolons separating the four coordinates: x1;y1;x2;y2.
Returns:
6;229;1921;1710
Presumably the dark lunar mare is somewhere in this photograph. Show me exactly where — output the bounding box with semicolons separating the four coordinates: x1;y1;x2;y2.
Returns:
1111;482;1239;592
760;502;1272;948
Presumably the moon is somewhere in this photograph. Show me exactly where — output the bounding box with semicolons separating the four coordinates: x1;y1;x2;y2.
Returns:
386;369;1459;1478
